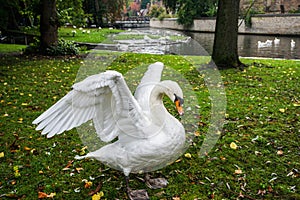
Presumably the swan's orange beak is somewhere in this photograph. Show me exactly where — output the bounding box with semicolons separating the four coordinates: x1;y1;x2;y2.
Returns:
175;99;184;116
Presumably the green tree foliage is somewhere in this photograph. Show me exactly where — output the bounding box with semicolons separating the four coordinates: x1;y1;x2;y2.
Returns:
177;0;218;26
57;0;86;26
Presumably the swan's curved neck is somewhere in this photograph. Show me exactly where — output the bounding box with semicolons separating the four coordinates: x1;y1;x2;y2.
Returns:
149;83;174;124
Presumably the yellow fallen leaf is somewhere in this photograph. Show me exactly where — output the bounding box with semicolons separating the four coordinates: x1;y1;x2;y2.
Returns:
184;153;192;158
0;152;4;158
279;108;285;113
293;103;300;107
92;191;104;200
235;169;243;174
47;193;56;198
230;142;238;150
76;167;84;173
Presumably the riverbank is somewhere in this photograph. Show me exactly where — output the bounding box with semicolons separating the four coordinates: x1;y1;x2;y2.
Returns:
150;14;300;36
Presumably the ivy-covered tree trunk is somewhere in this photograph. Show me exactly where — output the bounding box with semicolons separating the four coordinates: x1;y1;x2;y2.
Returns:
40;0;58;53
212;0;243;69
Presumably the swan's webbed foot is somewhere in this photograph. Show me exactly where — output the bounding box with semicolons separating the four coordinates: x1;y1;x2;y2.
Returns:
145;174;168;189
126;176;150;200
127;189;149;200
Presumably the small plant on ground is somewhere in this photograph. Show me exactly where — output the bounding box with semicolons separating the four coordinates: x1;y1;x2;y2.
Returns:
46;39;79;56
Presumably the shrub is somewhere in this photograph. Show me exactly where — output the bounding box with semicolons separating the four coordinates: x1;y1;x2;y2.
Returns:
46;39;79;56
149;5;166;19
24;38;80;56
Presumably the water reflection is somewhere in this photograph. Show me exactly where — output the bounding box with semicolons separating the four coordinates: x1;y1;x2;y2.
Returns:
186;32;300;59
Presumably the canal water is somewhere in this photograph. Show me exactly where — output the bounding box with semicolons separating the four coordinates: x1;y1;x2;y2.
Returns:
108;28;300;59
186;32;300;59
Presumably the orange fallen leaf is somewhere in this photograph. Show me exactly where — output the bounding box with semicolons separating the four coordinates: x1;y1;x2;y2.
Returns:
38;192;48;199
24;146;31;151
62;160;73;170
84;181;93;188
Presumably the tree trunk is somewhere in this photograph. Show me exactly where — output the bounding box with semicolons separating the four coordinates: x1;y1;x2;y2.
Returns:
212;0;242;69
40;0;58;53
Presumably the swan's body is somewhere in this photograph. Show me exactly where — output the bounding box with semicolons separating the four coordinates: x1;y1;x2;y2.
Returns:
291;39;296;49
258;40;272;48
33;62;185;194
274;38;280;46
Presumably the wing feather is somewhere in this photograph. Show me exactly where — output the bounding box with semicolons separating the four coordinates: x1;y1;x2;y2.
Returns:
33;70;148;141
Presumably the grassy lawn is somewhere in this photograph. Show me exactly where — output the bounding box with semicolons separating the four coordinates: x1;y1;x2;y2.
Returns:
0;27;123;54
0;44;27;53
59;27;123;43
0;53;299;199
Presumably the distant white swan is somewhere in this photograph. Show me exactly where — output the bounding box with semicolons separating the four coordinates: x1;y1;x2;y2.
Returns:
258;40;273;48
291;39;296;49
274;38;280;46
33;62;185;199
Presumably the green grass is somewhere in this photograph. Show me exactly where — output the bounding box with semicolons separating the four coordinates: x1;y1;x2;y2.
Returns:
0;27;123;54
0;53;299;199
0;44;27;53
59;27;123;43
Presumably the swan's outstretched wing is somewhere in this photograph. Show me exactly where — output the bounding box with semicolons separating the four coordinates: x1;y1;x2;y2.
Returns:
134;62;164;105
139;62;164;85
33;70;149;141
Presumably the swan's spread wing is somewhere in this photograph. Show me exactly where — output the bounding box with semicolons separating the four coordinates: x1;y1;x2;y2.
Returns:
134;62;164;103
33;71;148;141
139;62;164;85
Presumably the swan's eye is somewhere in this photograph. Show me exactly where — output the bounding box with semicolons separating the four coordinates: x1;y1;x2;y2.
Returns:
174;94;184;105
174;94;184;116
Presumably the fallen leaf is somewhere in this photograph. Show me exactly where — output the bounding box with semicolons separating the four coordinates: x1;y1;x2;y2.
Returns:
293;103;300;107
84;181;93;188
92;191;104;200
76;167;84;173
47;193;56;198
279;108;285;113
38;192;48;199
235;169;243;174
277;150;284;155
24;146;31;151
230;142;238;150
62;160;73;170
184;153;192;158
88;182;102;196
0;152;4;158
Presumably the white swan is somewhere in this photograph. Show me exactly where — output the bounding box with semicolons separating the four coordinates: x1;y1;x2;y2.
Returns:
258;40;272;48
291;39;296;49
274;37;280;46
33;62;185;199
